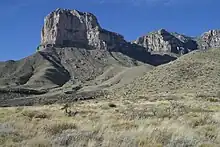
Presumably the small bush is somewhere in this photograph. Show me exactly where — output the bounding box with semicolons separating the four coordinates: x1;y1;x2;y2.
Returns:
0;132;24;145
21;110;50;119
44;122;77;135
34;112;50;119
15;107;24;113
207;98;219;102
21;110;36;119
189;114;214;127
108;103;117;108
25;137;52;147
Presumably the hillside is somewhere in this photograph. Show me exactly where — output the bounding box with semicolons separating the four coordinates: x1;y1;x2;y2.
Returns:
114;48;220;99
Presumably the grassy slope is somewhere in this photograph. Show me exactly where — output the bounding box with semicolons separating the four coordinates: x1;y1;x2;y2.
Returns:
115;48;220;98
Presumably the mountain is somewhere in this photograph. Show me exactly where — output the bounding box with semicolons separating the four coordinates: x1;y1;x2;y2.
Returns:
0;9;175;106
0;8;220;106
40;8;125;50
132;28;220;55
0;9;179;89
132;29;198;55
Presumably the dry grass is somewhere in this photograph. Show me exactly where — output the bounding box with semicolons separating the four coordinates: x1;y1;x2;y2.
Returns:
0;95;220;147
44;122;77;135
114;48;220;100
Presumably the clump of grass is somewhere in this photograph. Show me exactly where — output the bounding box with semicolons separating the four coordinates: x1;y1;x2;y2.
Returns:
0;132;24;145
149;101;189;119
199;143;219;147
14;107;24;113
25;137;52;147
44;122;77;135
207;97;219;102
138;139;163;147
21;110;51;120
188;114;215;128
196;94;209;98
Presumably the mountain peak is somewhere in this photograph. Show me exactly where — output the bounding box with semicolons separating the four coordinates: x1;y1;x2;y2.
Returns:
40;8;125;50
158;28;169;34
133;29;198;54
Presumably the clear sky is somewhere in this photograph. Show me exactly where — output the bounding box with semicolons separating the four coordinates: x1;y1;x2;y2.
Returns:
0;0;219;61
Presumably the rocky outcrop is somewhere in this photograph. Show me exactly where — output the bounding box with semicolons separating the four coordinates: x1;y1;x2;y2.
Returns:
197;30;220;50
132;29;198;55
133;29;220;55
41;8;125;50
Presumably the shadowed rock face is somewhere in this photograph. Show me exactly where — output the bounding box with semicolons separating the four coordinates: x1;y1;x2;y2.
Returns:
41;8;125;50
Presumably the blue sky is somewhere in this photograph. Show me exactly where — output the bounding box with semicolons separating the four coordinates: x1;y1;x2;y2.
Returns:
0;0;219;61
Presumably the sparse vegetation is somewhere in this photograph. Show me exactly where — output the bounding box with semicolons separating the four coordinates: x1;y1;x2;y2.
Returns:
1;94;220;147
21;110;51;119
44;122;77;135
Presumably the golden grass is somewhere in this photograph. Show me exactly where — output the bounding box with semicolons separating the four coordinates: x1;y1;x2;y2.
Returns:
0;95;220;147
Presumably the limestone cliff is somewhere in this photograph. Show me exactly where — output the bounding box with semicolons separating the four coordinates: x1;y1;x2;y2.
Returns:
132;29;198;55
133;29;220;55
41;8;125;50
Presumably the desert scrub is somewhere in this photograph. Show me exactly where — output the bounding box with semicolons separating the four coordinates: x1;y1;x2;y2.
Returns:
196;125;219;141
24;136;52;147
185;113;216;128
43;122;77;135
207;97;219;102
0;109;14;122
0;131;25;146
21;110;51;120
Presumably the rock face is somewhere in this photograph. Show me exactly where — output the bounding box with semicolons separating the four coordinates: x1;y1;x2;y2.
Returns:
198;30;220;50
132;29;198;55
133;29;220;55
41;8;220;55
41;8;125;50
